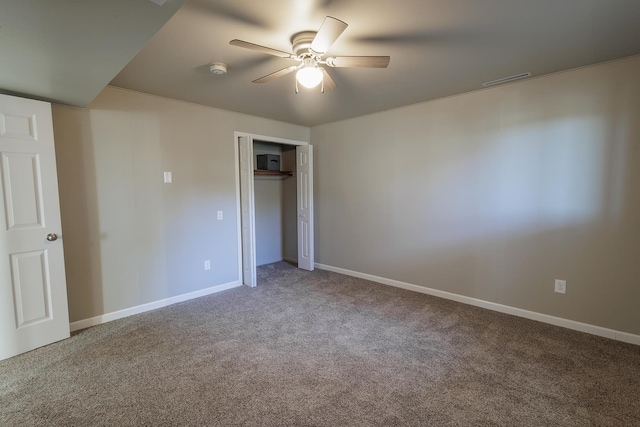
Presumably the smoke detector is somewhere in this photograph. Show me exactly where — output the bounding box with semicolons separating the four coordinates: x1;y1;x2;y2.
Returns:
210;63;228;75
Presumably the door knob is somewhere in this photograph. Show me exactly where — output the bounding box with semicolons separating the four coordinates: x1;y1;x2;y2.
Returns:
46;233;58;241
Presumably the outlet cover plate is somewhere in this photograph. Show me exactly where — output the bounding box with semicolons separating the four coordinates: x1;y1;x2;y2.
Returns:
555;279;566;294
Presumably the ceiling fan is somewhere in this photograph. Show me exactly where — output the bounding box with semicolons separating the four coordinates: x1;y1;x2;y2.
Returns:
229;16;390;93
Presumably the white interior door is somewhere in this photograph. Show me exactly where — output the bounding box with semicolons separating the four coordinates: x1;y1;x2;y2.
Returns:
0;94;70;361
296;145;314;271
238;136;256;287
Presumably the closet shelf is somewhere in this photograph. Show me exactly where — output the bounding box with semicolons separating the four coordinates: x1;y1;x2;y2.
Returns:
254;169;294;177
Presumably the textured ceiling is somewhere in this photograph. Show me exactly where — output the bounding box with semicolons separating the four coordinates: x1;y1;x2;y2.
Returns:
3;1;640;127
0;0;186;106
110;0;640;127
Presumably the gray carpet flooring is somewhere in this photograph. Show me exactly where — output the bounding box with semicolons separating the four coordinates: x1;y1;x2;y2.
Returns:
1;261;639;426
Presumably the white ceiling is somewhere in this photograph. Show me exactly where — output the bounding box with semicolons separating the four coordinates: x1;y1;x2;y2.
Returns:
3;1;640;127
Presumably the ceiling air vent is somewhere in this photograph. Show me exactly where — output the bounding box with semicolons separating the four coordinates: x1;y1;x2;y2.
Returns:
482;72;532;87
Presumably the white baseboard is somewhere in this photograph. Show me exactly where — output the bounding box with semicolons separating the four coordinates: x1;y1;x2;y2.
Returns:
69;281;241;332
314;263;640;346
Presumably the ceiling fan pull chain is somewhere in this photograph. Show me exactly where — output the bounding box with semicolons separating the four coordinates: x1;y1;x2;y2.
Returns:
295;78;299;94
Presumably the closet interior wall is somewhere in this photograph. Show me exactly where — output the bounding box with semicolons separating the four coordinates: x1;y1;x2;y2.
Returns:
253;141;297;266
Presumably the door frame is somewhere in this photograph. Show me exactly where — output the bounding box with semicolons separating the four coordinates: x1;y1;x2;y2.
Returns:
233;132;310;286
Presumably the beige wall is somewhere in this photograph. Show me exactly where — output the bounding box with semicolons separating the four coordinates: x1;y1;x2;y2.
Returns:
311;56;640;335
53;86;309;322
53;58;640;335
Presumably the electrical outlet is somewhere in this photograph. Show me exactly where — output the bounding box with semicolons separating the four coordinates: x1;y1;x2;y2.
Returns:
217;211;223;220
204;260;211;270
554;279;566;294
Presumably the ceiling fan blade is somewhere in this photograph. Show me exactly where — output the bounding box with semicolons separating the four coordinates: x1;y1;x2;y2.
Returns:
252;65;298;83
321;68;337;92
230;39;294;59
326;56;390;68
310;16;348;54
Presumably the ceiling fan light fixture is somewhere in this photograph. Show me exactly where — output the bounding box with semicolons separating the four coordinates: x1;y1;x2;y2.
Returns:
230;16;389;93
296;58;323;88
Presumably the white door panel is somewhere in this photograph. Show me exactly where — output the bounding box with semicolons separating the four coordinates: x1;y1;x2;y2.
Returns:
296;145;314;271
0;94;69;361
2;152;44;230
238;136;256;287
10;250;51;327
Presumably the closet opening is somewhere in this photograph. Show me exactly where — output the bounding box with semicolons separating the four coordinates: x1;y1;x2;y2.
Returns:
253;140;297;267
234;132;313;288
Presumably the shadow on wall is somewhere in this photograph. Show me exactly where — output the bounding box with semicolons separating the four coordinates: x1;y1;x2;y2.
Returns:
313;67;640;334
397;114;629;248
52;108;105;323
53;91;244;322
396;111;640;311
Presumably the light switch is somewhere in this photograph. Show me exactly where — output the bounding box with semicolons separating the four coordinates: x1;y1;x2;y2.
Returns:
163;171;172;183
217;211;223;220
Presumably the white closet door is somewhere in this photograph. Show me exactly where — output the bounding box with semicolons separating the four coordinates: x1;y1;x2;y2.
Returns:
238;136;256;287
296;145;314;271
0;94;70;361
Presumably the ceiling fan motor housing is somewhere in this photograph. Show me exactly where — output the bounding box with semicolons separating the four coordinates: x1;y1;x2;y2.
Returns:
291;32;317;57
